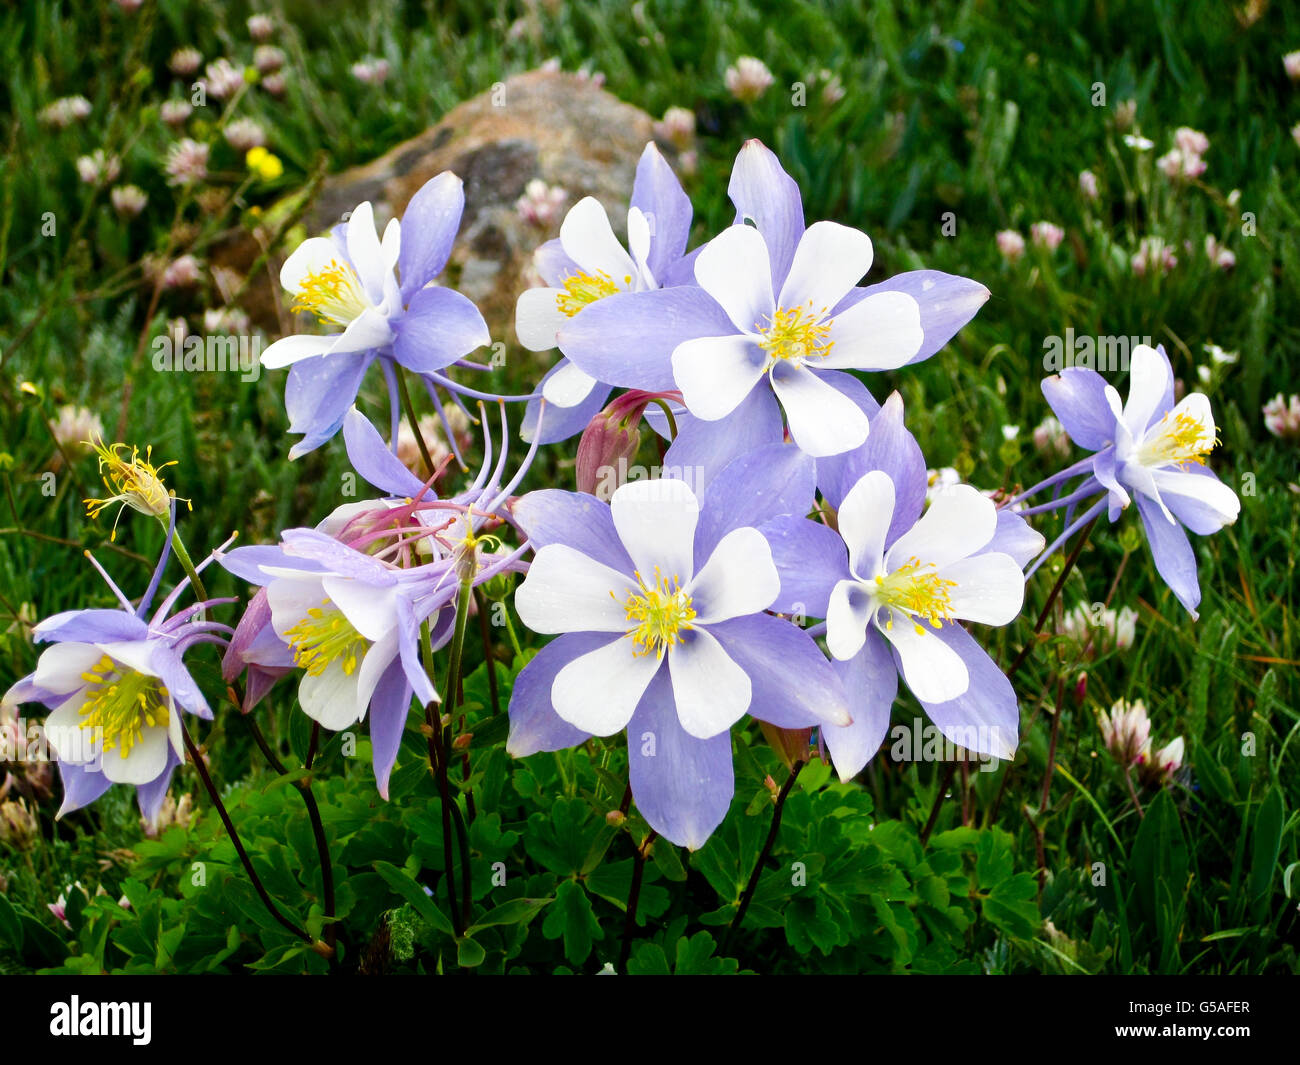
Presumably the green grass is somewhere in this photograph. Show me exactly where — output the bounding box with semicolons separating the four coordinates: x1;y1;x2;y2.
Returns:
0;0;1296;974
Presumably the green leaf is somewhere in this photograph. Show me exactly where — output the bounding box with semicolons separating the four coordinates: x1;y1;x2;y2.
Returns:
457;936;486;967
982;873;1040;940
373;861;454;937
1248;786;1285;904
541;880;602;966
1130;789;1188;928
470;896;553;932
0;894;23;953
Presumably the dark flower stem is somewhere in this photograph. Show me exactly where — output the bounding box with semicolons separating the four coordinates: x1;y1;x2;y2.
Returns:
723;759;805;955
618;829;656;973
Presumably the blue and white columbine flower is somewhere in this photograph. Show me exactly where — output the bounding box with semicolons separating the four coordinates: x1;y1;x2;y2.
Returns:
514;143;694;443
1040;343;1239;616
506;447;850;849
260;173;490;458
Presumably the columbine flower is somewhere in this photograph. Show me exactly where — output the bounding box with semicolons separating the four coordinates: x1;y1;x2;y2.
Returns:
556;140;987;472
1285;50;1300;81
76;150;120;186
514;179;567;228
1263;393;1300;439
1041;343;1240;616
259;174;489;458
996;229;1026;262
203;58;245;100
169;47;202;76
165;138;210;186
725;56;774;102
110;184;148;217
4;531;222;821
160;99;193;127
810;395;1040;778
224;117;267;152
1099;698;1150;765
39;95;92;128
1078;169;1099;201
515;143;693;444
1030;221;1065;251
508;453;849;848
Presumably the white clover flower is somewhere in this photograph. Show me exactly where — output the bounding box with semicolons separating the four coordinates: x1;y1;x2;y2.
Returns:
39;95;92;128
169;47;202;76
1030;221;1064;251
110;184;148;217
725;56;774;102
165;138;209;186
996;229;1025;262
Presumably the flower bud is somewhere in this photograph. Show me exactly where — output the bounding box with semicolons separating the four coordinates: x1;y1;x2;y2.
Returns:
759;723;812;771
605;809;626;828
576;404;645;500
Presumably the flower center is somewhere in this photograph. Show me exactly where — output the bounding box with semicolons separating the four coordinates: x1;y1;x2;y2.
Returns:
77;654;170;756
616;568;696;658
85;439;183;528
757;303;834;365
1138;410;1217;469
555;270;625;317
284;600;368;676
291;259;369;326
872;557;957;634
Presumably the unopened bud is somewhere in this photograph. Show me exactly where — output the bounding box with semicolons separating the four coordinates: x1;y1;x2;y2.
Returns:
605;809;626;828
576;412;642;500
452;732;473;750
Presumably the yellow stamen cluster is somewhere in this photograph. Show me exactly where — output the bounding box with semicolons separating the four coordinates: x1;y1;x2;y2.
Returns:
1139;410;1218;469
555;271;622;317
291;259;369;326
77;654;170;757
284;600;368;676
84;438;186;534
757;302;834;364
874;557;958;635
616;568;696;659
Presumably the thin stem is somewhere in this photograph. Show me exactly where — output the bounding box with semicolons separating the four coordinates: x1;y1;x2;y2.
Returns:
395;363;436;480
420;620;464;937
648;398;679;441
473;588;501;716
181;723;324;952
169;527;210;606
618;830;656;972
1123;765;1146;819
920;762;957;845
723;759;805;954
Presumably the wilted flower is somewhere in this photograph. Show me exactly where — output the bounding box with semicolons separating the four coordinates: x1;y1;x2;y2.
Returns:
996;229;1026;262
654;106;695;150
1078;169;1099;201
224;117;266;152
514;179;567;227
247;13;274;40
1099;698;1150;766
110;184;148;217
351;57;391;84
395;413;458;480
204;58;245;100
1030;221;1065;251
165;138;209;186
76;150;120;186
1263;393;1300;439
725;56;774;102
84;439;183;526
169;47;202;76
1032;415;1071;457
39;95;92;128
142;791;193;837
160;99;193;127
254;44;286;74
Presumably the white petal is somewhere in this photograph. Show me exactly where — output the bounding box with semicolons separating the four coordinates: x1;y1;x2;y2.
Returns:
515;287;569;351
541;359;598;408
99;724;169;786
610;477;700;584
671;335;767;420
667;628;751;739
267;575;329;642
693;224;775;334
826;580;873;661
1122;344;1170;436
280;236;345;293
355;629;400;714
1149;468;1240;525
881;613;969;703
552;636;660;735
626;207;656;288
321;576;397;642
837;470;894;580
886;484;996;571
381;217;401;272
299;658;365;730
260;333;335;369
687;527;779;623
324;305;392;356
770;364;869;457
778;221;874;312
34;642;103;694
938;553;1026;626
559;197;637;284
820;291;923;370
345;201;388;304
96;640;162;679
45;690;95;762
514;545;636;634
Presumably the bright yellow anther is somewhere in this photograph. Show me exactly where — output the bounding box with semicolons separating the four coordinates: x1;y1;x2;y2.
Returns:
284;600;368;677
757;302;834;364
617;567;696;659
873;557;958;632
1139;410;1218;469
291;259;369;326
555;271;619;317
77;654;171;757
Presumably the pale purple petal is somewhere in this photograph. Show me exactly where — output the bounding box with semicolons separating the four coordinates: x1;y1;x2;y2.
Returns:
822;631;896;781
368;656;413;799
631;143;692;280
56;760;113;819
983;509;1047;569
513;489;636;574
911;624;1019;761
1136;492;1200;617
342;407;426;497
692;442;815;567
398;172;465;302
506;633;603;757
135;749;181;825
834;270;990;366
661;385;784;494
33;610;148;646
1041;368;1116;451
727;139;805;290
391;286;490;373
758;516;847;617
284;350;375;459
521;366;610;446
